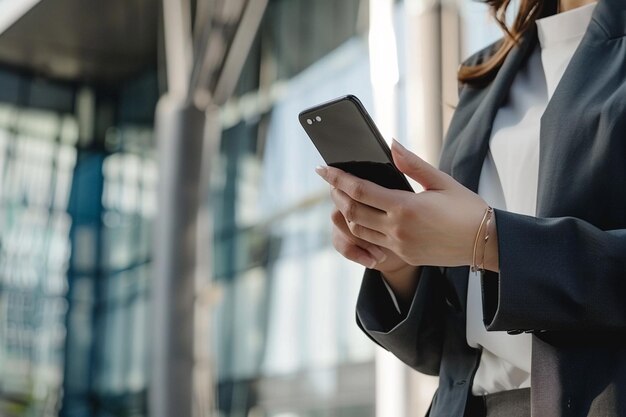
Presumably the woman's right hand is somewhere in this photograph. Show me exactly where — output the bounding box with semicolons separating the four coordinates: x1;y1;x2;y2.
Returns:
331;207;421;310
331;207;409;274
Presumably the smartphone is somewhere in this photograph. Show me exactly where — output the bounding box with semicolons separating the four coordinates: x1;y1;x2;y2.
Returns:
299;95;413;192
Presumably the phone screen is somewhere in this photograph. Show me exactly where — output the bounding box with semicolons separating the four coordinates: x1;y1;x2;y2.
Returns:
299;96;413;192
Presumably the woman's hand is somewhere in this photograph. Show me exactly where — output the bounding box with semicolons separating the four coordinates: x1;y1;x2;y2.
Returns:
330;203;420;309
317;139;495;269
330;205;411;273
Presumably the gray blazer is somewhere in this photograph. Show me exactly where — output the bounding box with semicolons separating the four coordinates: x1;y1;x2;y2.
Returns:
355;0;626;415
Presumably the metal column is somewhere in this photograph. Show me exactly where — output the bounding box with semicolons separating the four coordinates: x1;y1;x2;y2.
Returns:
151;97;206;417
151;1;268;416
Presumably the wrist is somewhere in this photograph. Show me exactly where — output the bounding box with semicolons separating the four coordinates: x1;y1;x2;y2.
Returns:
381;265;420;310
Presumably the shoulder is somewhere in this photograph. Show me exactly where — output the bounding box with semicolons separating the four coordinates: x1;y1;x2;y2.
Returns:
461;39;503;68
457;39;503;93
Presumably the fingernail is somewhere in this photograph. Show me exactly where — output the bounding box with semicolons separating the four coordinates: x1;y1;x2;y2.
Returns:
365;258;378;269
368;246;387;263
392;138;407;152
315;165;327;177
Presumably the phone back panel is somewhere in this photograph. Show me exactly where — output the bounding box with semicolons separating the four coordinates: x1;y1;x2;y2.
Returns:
299;96;412;192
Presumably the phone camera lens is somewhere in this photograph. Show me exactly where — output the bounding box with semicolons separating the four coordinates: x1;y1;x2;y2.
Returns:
307;119;313;125
316;116;322;122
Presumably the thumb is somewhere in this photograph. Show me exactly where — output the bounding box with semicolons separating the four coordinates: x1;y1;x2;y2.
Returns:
391;139;448;190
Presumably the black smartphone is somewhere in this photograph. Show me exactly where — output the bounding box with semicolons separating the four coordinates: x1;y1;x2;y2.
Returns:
299;95;413;192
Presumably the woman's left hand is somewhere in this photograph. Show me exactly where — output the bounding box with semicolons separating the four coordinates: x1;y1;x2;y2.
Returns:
316;139;491;268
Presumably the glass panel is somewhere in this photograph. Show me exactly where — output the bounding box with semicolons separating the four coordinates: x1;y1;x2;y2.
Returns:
0;104;74;414
212;3;376;415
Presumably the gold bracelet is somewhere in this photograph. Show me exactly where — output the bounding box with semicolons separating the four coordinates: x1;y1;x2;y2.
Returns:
471;206;493;273
479;208;494;272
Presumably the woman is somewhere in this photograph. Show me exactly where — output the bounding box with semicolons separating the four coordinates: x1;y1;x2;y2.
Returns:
315;0;626;415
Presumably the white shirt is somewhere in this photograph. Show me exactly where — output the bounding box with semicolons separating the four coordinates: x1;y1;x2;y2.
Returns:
467;2;597;395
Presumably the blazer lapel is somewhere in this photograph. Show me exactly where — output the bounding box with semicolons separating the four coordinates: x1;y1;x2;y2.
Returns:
537;0;626;217
444;30;538;193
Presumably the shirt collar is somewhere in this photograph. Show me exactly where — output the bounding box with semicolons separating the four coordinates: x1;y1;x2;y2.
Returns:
536;2;597;48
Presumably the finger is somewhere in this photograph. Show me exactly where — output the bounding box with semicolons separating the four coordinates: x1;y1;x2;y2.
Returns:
315;165;396;211
346;220;389;248
331;208;389;248
332;226;379;269
331;210;387;262
330;188;387;231
391;139;451;190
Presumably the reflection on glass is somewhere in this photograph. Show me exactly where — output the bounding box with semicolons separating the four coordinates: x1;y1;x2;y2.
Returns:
0;104;75;413
96;128;156;397
213;11;377;414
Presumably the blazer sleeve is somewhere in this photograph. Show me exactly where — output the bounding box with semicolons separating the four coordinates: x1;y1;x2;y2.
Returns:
356;266;447;376
481;209;626;332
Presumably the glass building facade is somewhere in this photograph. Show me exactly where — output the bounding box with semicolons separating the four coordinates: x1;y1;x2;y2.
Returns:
61;76;159;417
0;87;75;417
211;1;376;415
0;68;158;417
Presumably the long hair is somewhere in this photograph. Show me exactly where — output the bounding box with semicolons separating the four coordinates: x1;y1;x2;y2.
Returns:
458;0;553;85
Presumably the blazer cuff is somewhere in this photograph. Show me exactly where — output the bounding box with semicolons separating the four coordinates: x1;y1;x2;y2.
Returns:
356;266;446;374
356;267;438;337
481;208;626;332
356;268;408;334
480;208;527;331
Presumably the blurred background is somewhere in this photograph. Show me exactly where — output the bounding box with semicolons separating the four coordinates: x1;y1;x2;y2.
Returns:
0;0;501;416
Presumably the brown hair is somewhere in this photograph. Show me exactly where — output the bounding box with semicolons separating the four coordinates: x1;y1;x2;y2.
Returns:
458;0;551;85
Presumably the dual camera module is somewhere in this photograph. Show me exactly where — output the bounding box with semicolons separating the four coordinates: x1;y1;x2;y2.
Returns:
307;116;322;125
